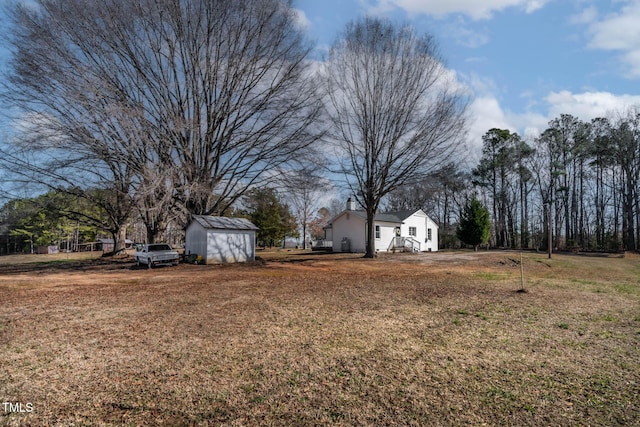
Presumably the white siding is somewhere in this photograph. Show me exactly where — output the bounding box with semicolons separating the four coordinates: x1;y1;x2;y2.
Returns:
375;223;397;252
206;230;255;263
400;212;427;251
398;211;439;252
424;216;439;252
185;222;208;259
329;209;439;253
185;222;256;263
331;212;367;252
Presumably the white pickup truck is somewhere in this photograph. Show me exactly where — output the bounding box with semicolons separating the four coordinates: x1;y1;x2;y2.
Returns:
134;243;179;268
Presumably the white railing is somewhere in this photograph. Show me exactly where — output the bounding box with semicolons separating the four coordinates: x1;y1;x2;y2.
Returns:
388;237;421;252
388;237;402;251
312;240;333;250
404;237;421;252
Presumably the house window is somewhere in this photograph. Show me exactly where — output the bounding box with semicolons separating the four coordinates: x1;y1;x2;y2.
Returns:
375;225;380;239
409;226;417;237
427;228;432;241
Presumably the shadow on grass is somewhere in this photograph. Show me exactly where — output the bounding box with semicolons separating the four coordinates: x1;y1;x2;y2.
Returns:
0;256;134;275
257;250;366;265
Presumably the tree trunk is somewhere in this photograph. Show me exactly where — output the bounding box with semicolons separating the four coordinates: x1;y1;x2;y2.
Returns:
107;227;127;256
635;175;640;252
624;175;635;250
364;209;376;258
146;229;155;245
302;222;307;250
443;191;450;249
613;170;619;249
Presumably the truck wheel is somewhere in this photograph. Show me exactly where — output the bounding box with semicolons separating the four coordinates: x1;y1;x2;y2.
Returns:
147;259;152;269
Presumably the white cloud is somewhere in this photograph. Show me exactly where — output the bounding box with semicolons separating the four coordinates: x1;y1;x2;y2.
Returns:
291;8;311;31
447;18;490;47
622;50;640;78
569;6;598;25
465;56;488;64
461;75;513;160
466;96;509;150
588;4;640;50
463;89;640;161
545;90;640;119
585;1;640;77
364;0;551;20
464;96;546;159
523;0;546;13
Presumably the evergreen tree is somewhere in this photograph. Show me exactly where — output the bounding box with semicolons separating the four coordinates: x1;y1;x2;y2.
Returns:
0;190;102;253
243;188;299;248
456;197;491;251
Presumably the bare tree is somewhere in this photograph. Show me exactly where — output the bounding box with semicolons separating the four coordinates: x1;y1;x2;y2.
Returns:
610;108;640;251
324;17;467;257
282;170;331;249
134;164;180;244
309;207;332;241
2;0;322;247
137;0;323;217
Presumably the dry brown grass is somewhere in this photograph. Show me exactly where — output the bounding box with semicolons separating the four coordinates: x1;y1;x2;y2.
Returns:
1;250;639;426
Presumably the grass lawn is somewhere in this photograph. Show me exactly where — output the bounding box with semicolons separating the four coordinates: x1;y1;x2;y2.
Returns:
1;250;639;425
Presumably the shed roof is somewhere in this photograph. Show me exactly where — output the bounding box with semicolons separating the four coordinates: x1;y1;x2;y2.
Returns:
191;215;259;231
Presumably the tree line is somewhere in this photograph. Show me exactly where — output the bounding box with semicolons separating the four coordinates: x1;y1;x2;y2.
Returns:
0;186;302;254
385;110;640;253
0;191;99;254
473;111;640;252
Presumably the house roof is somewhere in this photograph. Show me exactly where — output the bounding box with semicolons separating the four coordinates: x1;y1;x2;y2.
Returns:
325;208;438;228
191;215;259;231
338;209;419;224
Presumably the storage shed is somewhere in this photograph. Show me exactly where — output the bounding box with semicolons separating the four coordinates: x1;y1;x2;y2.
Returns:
185;215;258;264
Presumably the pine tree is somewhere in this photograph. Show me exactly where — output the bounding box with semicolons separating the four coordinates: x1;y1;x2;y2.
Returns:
457;197;491;251
243;188;299;248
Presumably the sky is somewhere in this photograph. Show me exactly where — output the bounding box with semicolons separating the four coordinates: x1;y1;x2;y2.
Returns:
1;1;639;163
295;0;640;160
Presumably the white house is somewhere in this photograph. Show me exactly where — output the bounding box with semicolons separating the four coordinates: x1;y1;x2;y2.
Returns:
325;199;439;253
185;215;258;264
